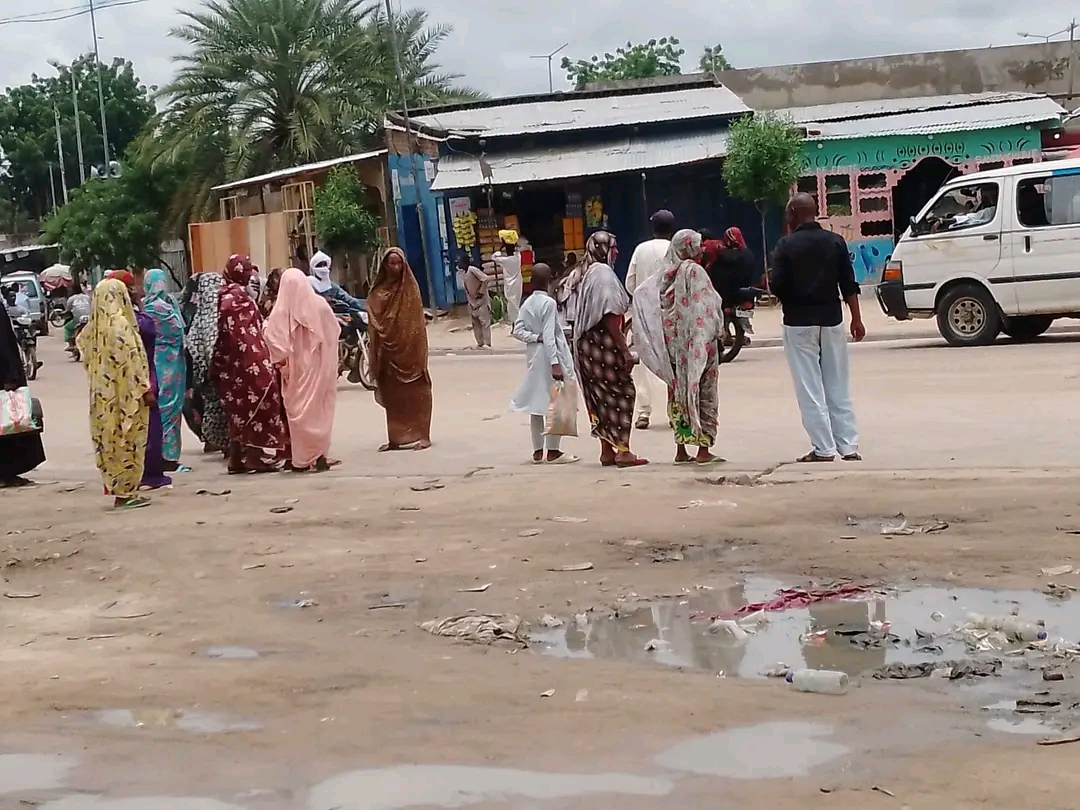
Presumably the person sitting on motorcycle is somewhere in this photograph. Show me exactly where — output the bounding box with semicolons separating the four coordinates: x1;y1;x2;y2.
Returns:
307;251;366;319
3;284;27;318
63;288;92;348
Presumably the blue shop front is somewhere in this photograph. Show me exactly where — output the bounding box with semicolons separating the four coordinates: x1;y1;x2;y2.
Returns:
407;81;766;294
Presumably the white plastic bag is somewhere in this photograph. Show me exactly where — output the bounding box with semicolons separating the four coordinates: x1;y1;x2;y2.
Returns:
544;380;579;437
0;386;34;436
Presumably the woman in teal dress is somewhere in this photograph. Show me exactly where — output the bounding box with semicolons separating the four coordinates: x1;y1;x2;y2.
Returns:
142;269;187;470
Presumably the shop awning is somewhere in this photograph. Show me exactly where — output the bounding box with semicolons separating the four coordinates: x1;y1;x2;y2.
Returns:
431;129;731;191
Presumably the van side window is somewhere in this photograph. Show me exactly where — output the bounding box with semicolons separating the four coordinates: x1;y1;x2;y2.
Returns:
917;182;1000;235
1021;174;1080;227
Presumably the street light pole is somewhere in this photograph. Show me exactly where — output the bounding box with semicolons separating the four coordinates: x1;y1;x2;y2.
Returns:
53;106;69;204
1019;21;1079;98
88;0;111;172
530;43;569;93
71;69;86;183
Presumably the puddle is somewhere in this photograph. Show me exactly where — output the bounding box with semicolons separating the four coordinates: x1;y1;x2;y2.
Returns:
986;717;1054;735
0;753;76;794
531;578;1080;678
202;646;259;660
44;799;242;810
306;765;672;810
95;709;261;733
655;722;848;779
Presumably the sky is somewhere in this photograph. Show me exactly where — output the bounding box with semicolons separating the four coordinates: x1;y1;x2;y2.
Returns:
3;0;1080;97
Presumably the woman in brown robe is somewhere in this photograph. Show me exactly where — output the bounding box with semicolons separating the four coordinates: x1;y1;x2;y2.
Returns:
367;248;432;451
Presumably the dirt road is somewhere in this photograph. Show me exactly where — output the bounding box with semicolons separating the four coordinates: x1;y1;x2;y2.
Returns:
4;332;1080;809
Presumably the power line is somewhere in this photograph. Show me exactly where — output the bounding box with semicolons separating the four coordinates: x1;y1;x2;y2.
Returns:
0;0;148;26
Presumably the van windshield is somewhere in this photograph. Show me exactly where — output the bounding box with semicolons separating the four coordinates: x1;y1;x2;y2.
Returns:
913;182;1000;236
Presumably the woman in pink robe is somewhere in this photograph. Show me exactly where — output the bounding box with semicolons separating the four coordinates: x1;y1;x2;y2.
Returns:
263;267;341;472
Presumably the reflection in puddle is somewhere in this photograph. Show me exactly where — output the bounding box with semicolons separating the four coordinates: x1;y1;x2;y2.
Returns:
531;578;1080;678
202;646;260;660
0;753;76;794
306;765;672;810
95;709;261;733
986;717;1054;735
44;799;242;810
655;722;848;779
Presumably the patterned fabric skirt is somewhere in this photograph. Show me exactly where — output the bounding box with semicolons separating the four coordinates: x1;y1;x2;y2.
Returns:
667;358;719;448
575;324;635;452
200;388;229;450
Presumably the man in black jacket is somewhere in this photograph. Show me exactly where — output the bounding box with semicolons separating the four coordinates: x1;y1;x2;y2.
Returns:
770;193;865;463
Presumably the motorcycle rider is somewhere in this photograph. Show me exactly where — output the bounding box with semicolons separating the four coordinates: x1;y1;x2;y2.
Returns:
307;251;366;318
63;285;92;350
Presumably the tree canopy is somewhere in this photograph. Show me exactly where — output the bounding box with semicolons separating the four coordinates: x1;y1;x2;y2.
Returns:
314;167;379;255
699;44;733;73
722;113;804;210
561;38;684;90
0;55;154;221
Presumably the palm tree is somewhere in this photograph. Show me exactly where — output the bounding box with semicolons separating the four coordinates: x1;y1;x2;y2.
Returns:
146;0;481;222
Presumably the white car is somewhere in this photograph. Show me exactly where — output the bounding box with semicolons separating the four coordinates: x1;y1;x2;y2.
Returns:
1;270;48;335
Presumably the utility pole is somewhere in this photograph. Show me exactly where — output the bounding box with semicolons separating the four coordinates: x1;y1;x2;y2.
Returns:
1069;18;1076;99
71;70;86;183
47;164;57;215
530;43;569;93
53;106;69;204
88;0;111;172
383;0;438;308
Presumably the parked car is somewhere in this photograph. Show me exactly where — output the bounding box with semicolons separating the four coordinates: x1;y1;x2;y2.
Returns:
878;157;1080;346
0;270;48;335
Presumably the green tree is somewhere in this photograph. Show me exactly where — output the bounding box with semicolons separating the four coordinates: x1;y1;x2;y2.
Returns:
0;55;154;221
314;167;379;255
41;147;180;276
561;38;684;90
698;44;733;73
722;112;804;274
149;0;480;224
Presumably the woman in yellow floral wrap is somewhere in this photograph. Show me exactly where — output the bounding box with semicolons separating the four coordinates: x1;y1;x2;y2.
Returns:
77;278;155;509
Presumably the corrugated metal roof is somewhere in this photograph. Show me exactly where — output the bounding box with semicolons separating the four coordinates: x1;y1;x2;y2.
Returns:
777;93;1064;140
430;129;730;191
212;149;387;192
412;85;750;139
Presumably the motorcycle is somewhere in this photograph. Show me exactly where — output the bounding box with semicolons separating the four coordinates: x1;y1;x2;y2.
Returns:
719;286;764;365
66;314;89;362
333;303;375;391
12;314;39;380
47;298;67;329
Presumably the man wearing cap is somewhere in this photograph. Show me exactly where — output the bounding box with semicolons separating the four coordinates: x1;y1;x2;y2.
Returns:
624;210;676;430
493;230;523;325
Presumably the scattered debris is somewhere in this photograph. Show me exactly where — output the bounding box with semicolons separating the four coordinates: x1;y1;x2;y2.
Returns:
1042;565;1074;577
651;549;685;563
269;506;293;514
548;563;593;572
538;614;564;629
575;689;589;703
481;415;501;422
419;614;526;646
284;498;300;505
458;583;492;593
644;639;670;652
410;483;445;492
398;506;421;512
196;489;231;496
415;557;428;563
552;516;588;524
369;602;408;610
540;689;555;698
1044;669;1067;682
4;591;40;599
874;659;1001;680
290;599;318;609
1038;732;1080;746
519;529;543;538
242;563;266;571
60;483;84;493
695;583;872;621
700;473;755;487
679;500;738;510
1045;582;1076;599
463;466;495;479
871;786;896;798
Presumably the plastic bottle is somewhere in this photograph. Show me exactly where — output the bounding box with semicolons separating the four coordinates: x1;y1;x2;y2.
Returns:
966;613;1047;642
785;668;849;695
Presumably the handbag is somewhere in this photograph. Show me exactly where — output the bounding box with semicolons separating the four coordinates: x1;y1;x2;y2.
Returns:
544;380;579;438
0;386;35;436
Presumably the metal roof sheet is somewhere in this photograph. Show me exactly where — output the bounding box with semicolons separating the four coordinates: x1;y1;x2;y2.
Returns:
212;149;387;192
430;129;730;190
778;94;1064;140
412;85;750;139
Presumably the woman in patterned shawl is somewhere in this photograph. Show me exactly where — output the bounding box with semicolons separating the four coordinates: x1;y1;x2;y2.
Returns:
211;254;288;474
571;231;648;468
77;278;153;510
657;229;725;464
141;270;187;471
185;270;228;454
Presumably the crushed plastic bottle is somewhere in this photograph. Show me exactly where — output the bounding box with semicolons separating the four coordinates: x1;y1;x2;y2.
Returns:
966;613;1047;642
786;668;849;695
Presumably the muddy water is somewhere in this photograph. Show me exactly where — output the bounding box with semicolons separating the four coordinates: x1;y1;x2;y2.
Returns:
202;646;260;660
0;753;76;794
94;709;261;733
530;578;1080;678
43;799;242;810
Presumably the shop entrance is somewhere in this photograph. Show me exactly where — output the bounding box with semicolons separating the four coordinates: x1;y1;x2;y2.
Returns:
891;157;960;242
498;188;568;269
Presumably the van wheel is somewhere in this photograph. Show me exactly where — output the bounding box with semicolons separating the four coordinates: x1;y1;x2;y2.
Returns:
937;284;1001;346
1002;315;1053;342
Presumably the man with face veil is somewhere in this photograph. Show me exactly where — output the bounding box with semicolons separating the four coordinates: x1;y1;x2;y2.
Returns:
264;268;341;472
211;254;288;474
367;247;432;451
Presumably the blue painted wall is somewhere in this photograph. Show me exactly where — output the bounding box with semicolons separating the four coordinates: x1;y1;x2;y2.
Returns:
388;153;457;308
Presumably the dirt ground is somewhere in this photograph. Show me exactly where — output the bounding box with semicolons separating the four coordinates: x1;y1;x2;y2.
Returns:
5;458;1080;809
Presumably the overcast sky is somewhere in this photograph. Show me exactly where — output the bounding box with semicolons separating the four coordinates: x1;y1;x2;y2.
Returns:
4;0;1080;96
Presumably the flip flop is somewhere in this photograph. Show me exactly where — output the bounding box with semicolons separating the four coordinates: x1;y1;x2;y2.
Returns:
797;452;835;463
674;458;696;465
616;456;650;468
547;454;580;465
842;453;863;462
695;456;728;466
115;496;151;511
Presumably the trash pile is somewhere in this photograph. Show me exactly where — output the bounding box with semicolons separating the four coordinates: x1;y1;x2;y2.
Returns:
419;614;527;647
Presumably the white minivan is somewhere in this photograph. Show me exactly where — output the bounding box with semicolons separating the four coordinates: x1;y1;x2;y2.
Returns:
878;158;1080;345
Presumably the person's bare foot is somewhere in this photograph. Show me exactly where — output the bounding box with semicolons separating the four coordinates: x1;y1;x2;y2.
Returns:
533;450;545;464
615;451;649;468
599;443;617;466
695;449;726;465
674;447;692;464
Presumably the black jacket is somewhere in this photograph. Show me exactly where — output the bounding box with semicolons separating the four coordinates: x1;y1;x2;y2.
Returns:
770;222;859;327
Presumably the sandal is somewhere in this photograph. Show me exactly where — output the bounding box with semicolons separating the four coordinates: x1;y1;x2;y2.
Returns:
797;452;835;463
615;456;650;468
115;495;151;511
547;454;580;465
842;453;863;462
695;455;728;466
634;416;650;430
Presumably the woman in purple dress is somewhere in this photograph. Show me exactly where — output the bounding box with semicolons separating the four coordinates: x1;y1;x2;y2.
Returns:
107;271;172;490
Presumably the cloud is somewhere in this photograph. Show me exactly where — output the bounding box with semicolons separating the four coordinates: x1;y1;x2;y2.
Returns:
0;0;1076;97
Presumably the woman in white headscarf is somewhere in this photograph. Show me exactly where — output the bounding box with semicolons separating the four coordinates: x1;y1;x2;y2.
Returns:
633;229;725;464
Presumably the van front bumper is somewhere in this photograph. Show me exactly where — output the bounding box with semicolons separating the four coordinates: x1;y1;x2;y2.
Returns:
876;280;910;320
